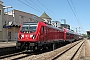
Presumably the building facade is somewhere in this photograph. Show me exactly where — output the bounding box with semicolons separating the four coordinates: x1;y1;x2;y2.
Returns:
52;21;61;28
3;10;44;41
0;2;4;41
1;8;44;41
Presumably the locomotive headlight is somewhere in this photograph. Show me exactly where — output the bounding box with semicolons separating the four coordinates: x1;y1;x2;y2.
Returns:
30;34;36;39
30;35;33;38
27;31;28;33
19;34;24;39
32;35;36;39
21;35;24;37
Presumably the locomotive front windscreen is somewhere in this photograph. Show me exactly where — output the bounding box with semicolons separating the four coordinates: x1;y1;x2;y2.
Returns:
20;22;37;32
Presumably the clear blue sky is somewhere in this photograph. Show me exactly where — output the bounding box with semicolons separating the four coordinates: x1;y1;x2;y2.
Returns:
2;0;90;34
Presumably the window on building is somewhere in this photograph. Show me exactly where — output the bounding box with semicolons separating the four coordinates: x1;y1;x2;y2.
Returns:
32;15;36;19
0;10;1;15
8;32;11;39
36;20;38;22
4;20;6;25
20;15;24;18
29;18;32;22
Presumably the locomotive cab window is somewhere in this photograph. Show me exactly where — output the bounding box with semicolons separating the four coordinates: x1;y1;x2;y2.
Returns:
20;22;37;32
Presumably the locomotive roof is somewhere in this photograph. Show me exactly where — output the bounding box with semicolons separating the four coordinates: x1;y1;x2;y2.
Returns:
23;22;38;24
46;24;64;32
63;28;80;35
22;22;80;35
66;29;75;34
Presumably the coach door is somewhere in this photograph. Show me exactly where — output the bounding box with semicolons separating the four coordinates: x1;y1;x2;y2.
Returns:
40;26;47;41
40;26;44;41
44;26;47;41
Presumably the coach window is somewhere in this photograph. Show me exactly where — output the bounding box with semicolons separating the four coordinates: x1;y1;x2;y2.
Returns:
41;26;44;32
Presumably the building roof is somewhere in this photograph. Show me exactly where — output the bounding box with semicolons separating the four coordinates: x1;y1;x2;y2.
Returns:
40;12;51;20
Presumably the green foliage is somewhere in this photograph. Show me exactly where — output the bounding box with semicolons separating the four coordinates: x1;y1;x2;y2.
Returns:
83;34;87;38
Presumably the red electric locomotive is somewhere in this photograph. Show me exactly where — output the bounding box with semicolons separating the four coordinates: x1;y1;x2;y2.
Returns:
16;22;81;50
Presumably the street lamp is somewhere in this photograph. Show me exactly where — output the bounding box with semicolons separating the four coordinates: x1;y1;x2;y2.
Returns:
3;6;12;42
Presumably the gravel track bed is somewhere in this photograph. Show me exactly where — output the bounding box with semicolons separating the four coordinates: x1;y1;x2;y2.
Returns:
0;40;85;60
79;39;90;60
26;40;83;60
56;40;84;60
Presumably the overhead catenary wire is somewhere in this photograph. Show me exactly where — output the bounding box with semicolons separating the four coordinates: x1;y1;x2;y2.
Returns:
67;0;80;24
27;0;56;20
24;0;58;20
29;0;45;11
18;0;60;20
18;0;42;13
67;0;84;33
18;0;84;33
25;0;42;11
36;0;61;20
70;0;81;24
70;0;83;32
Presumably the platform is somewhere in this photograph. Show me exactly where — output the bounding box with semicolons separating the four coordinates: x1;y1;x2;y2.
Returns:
79;39;90;60
0;42;16;48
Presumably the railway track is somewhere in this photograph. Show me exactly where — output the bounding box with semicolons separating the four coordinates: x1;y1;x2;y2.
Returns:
0;47;25;59
28;40;85;60
54;40;85;60
0;40;85;60
0;45;53;60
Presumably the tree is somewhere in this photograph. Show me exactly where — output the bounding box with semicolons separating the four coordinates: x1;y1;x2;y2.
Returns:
83;34;87;38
